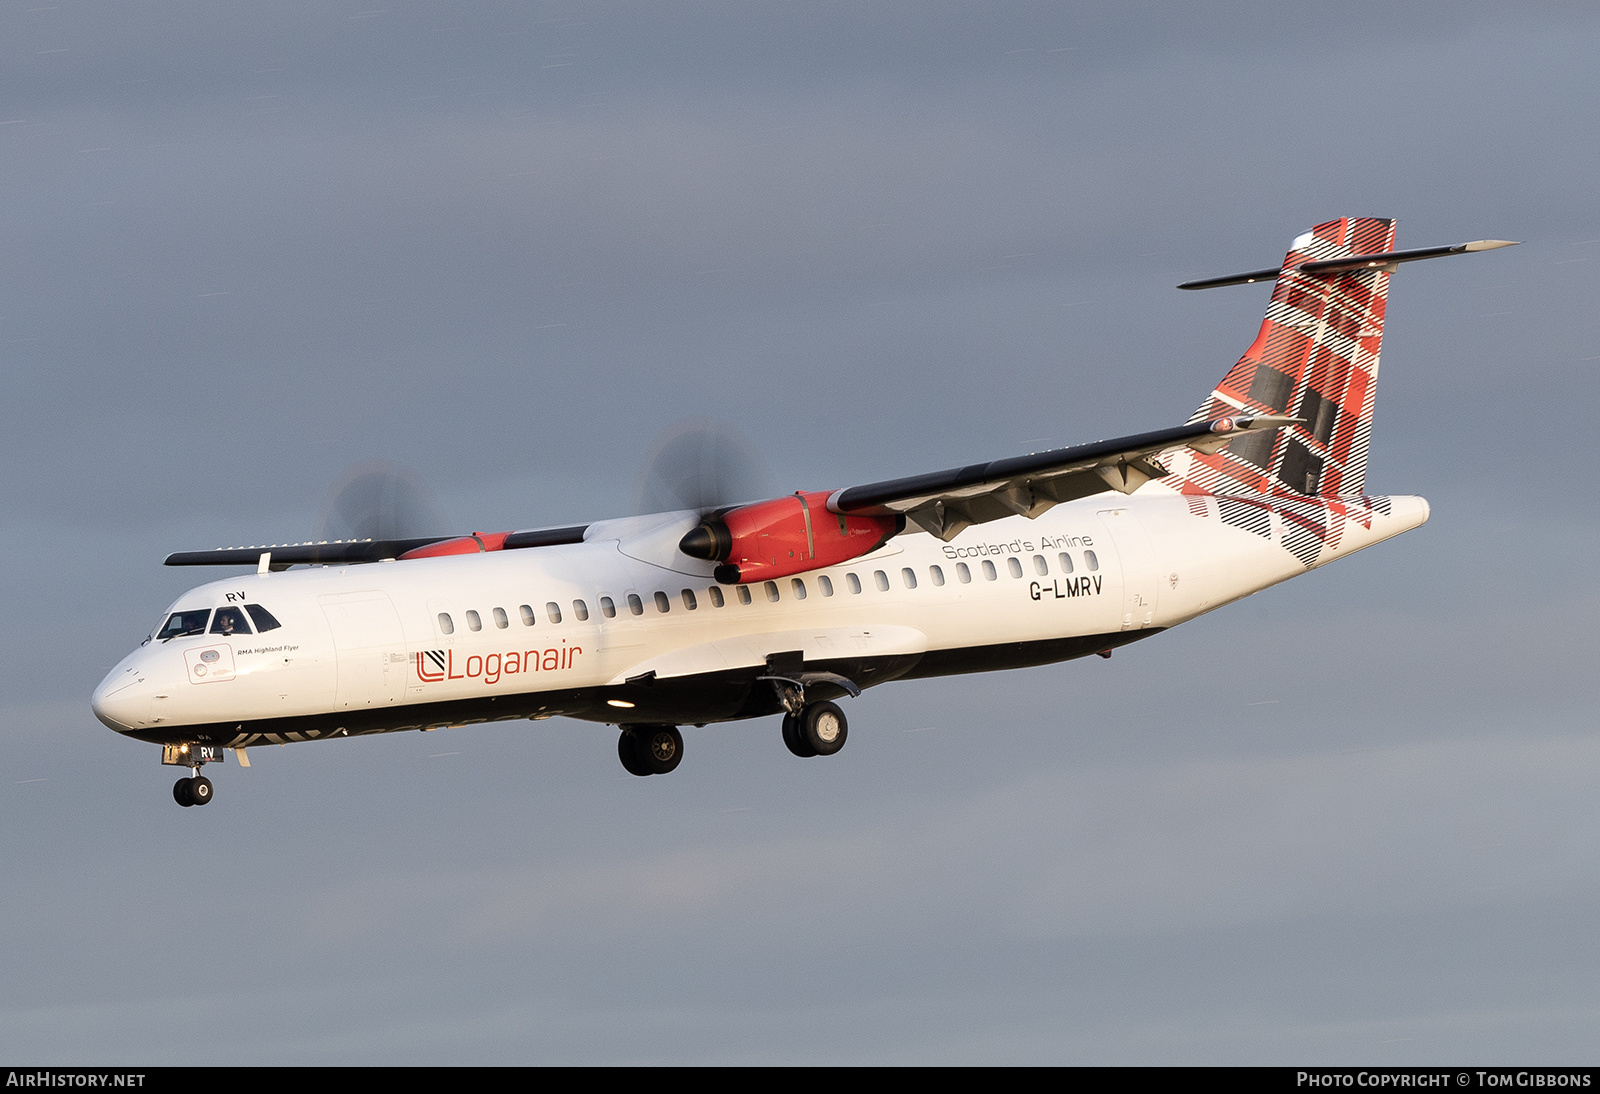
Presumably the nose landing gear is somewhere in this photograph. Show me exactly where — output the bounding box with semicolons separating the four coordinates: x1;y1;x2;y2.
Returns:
173;773;213;807
162;743;226;807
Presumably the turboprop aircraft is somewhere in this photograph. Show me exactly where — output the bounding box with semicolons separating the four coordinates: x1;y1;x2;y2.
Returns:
92;218;1514;806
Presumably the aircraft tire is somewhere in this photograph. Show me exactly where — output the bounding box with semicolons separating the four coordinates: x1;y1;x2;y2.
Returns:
617;730;652;777
190;776;214;805
799;702;848;757
173;778;194;807
781;713;815;758
638;725;683;775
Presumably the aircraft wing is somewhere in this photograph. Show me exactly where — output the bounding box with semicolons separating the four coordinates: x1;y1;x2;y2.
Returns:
164;524;589;567
827;415;1295;541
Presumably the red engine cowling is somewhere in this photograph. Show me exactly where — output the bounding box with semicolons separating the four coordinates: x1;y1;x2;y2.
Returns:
678;491;902;584
398;531;511;560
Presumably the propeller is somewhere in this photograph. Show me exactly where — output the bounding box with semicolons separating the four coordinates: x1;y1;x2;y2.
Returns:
633;419;770;517
317;460;451;542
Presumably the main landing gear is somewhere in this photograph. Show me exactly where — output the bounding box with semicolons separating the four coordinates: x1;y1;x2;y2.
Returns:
618;725;684;777
757;655;857;761
781;700;849;759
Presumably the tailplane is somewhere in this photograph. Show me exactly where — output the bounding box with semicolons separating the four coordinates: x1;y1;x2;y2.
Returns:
1164;218;1514;498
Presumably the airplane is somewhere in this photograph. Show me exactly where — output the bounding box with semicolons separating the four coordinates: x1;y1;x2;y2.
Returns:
91;218;1514;806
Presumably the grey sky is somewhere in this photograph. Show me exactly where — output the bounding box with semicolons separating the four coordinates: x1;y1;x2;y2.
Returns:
4;2;1599;1063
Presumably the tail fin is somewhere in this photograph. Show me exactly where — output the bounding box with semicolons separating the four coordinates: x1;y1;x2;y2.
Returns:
1170;217;1398;498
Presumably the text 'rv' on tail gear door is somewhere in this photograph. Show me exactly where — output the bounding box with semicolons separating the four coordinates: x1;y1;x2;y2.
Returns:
318;591;407;710
1096;508;1161;630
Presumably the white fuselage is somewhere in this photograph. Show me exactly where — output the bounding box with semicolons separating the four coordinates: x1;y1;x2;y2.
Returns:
91;487;1428;748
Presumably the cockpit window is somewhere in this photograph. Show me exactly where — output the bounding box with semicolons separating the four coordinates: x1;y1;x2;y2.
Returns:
210;607;253;636
244;604;282;632
158;610;212;640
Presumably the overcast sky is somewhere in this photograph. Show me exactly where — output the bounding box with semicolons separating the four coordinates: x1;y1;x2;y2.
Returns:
4;1;1600;1064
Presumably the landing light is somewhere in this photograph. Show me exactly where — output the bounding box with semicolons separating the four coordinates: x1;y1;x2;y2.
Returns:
607;699;636;709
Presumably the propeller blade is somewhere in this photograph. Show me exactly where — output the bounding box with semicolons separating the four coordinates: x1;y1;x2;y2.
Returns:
633;420;769;516
318;460;451;542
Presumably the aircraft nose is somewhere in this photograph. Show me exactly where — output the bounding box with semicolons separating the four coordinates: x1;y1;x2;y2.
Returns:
92;661;148;733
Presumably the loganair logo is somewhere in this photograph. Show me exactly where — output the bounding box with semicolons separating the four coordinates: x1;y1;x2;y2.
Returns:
415;645;582;686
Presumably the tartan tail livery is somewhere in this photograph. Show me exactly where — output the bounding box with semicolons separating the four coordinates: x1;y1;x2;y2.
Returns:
1163;217;1516;566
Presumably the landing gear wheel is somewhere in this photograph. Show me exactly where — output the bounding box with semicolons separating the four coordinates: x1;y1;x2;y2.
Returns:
637;725;683;775
782;712;816;758
799;701;848;757
617;730;652;777
173;777;194;807
189;776;213;806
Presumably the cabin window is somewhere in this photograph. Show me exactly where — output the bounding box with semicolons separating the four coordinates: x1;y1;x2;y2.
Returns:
929;565;945;586
819;575;834;597
709;587;725;607
873;570;889;592
600;596;616;619
1033;555;1048;576
846;573;862;594
681;589;698;610
209;607;252;636
573;600;589;622
1057;552;1074;574
763;581;780;603
653;591;671;613
901;567;917;589
737;585;752;605
546;602;563;623
492;607;509;629
627;593;644;616
466;610;482;631
437;612;455;635
791;578;807;599
1007;557;1023;579
956;563;971;584
982;560;997;581
519;604;535;626
1084;550;1100;571
244;604;281;632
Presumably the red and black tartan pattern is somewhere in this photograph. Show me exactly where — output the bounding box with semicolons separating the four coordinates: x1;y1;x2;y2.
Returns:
1164;218;1400;568
1178;490;1397;568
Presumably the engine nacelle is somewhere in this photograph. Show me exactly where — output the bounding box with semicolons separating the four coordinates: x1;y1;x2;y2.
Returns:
679;491;902;584
398;531;511;559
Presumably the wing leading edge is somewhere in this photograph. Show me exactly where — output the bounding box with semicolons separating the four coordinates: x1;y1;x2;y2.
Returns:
164;524;590;567
827;415;1295;541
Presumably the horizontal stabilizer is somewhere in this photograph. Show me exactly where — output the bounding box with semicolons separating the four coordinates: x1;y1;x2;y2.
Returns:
1178;239;1518;290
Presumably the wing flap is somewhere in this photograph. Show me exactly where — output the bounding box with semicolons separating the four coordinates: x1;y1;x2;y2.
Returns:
829;416;1295;542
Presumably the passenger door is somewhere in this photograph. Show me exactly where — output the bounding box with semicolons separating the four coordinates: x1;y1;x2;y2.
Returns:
1096;508;1161;631
318;591;407;710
